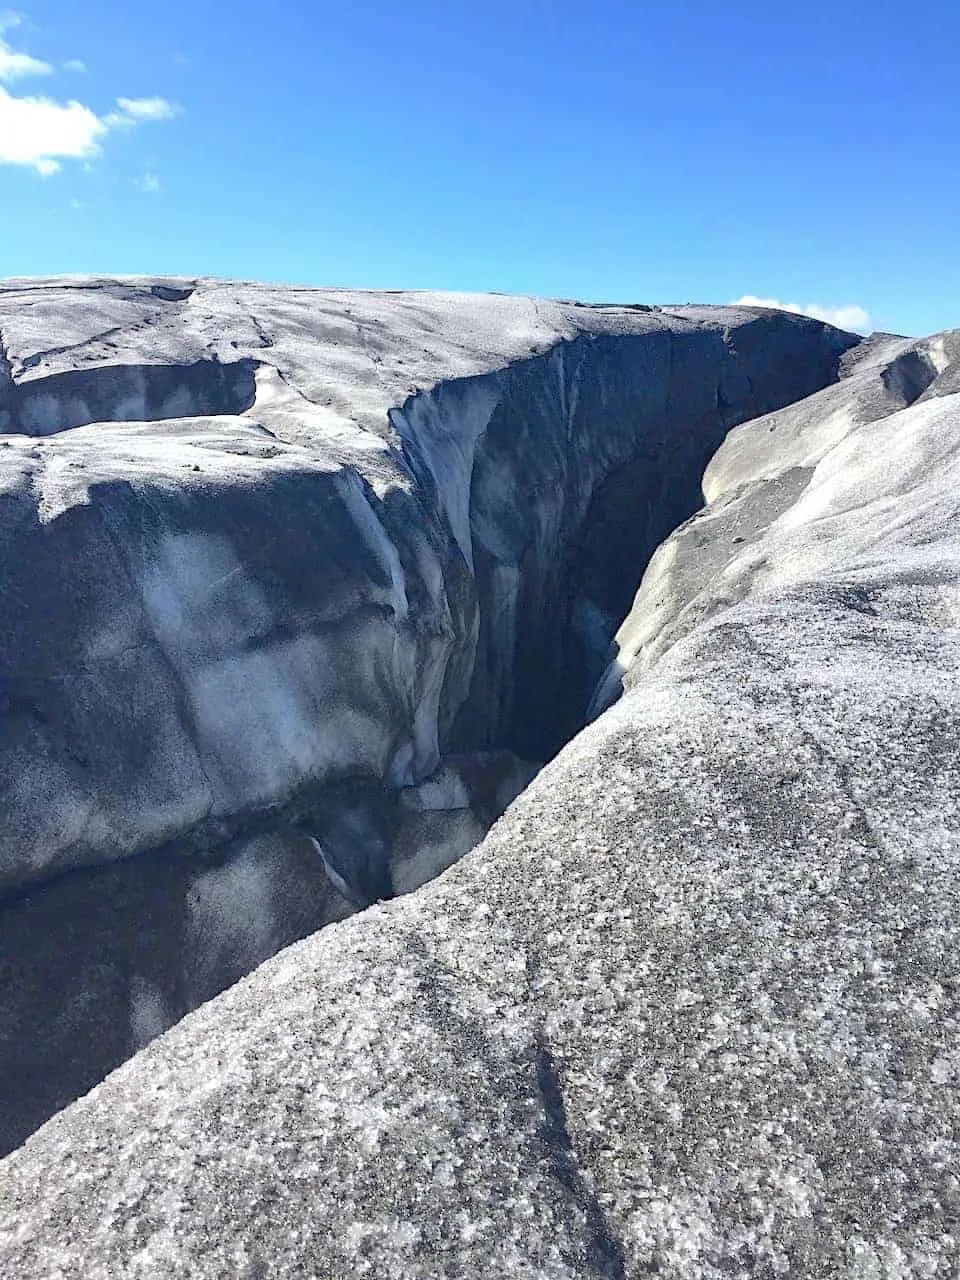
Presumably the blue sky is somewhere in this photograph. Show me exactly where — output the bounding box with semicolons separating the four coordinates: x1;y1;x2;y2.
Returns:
0;0;957;335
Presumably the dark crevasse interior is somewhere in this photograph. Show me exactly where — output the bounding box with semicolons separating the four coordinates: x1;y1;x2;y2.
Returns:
429;322;859;762
0;317;859;1157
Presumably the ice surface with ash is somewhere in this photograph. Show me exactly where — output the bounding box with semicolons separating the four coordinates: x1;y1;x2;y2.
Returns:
1;313;959;1276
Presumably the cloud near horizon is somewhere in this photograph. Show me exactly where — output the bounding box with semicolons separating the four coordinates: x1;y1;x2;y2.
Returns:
0;23;179;175
732;295;871;333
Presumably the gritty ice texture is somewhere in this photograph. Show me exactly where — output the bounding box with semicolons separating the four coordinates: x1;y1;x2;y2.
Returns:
2;578;960;1276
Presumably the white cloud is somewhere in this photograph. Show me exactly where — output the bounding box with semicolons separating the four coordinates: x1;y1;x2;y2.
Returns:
63;58;86;73
113;95;178;122
136;171;161;193
0;28;182;176
0;36;51;80
732;295;871;334
0;83;106;172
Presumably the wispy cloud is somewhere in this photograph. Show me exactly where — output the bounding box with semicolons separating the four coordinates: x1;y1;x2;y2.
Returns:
0;34;51;80
136;171;161;193
732;295;871;334
118;95;177;121
0;26;182;175
62;58;86;73
107;95;179;125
